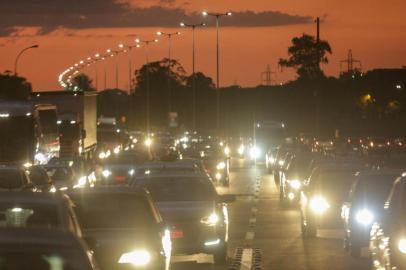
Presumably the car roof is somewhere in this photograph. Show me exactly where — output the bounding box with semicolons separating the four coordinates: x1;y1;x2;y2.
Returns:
68;186;148;197
136;160;200;169
0;228;82;247
0;191;70;205
135;171;207;179
0;165;23;170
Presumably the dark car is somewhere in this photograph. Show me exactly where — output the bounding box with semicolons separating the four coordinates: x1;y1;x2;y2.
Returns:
201;146;230;186
0;228;98;270
28;165;55;192
300;164;359;237
370;174;406;270
341;169;400;257
100;150;152;185
0;191;82;236
0;165;32;190
279;152;313;205
132;173;235;265
42;163;76;190
69;187;171;270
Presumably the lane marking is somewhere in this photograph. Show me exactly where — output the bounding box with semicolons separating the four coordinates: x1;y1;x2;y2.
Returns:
239;248;253;270
251;207;258;213
245;231;255;240
249;217;256;224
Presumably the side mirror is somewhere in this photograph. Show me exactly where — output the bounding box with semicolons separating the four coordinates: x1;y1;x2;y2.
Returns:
217;194;236;203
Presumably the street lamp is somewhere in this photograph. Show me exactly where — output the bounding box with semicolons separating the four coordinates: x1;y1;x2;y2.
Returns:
202;11;232;132
14;44;39;75
156;31;181;116
106;48;123;89
119;43;141;91
180;22;206;131
135;38;159;134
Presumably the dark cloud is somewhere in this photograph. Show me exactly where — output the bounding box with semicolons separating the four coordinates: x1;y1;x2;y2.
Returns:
0;0;313;37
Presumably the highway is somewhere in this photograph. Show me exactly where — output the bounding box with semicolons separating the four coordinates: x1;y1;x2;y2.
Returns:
172;159;371;270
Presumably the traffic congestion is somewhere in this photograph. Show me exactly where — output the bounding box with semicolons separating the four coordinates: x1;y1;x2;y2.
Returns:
1;104;406;270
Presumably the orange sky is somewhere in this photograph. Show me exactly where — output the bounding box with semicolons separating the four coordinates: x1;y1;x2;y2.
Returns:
0;0;405;91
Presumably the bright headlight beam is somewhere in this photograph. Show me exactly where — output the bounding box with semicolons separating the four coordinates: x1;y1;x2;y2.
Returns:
118;250;151;266
310;196;330;214
398;239;406;254
201;213;219;226
102;170;111;178
288;180;301;190
355;209;374;226
217;162;226;170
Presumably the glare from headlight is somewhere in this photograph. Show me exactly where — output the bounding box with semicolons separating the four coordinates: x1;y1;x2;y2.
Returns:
98;152;106;159
288;179;301;190
249;146;261;160
310;196;330;214
145;138;153;147
102;170;111;178
224;147;230;156
238;144;245;155
355;209;374;226
269;157;276;164
217;162;226;170
78;176;87;186
128;169;135;176
398;239;406;254
201;213;219;226
278;160;285;166
118;250;151;266
215;173;222;180
113;146;120;154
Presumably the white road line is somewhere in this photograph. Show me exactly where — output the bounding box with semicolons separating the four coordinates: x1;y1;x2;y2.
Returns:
251;207;258;213
245;231;255;240
249;217;257;224
239;248;253;270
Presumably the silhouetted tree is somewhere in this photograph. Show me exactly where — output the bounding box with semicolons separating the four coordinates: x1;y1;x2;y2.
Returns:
71;74;95;92
0;71;32;100
279;34;332;80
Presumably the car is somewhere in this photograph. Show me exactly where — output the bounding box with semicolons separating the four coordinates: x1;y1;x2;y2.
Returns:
370;174;406;270
99;150;152;185
279;152;313;206
0;228;98;270
0;165;32;190
342;169;400;257
132;173;235;265
134;159;204;177
300;164;360;238
28;165;56;192
69;187;171;270
42;163;76;190
0;191;82;236
200;145;230;186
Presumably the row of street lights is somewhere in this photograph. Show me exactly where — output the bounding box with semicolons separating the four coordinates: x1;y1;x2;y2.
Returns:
59;10;232;133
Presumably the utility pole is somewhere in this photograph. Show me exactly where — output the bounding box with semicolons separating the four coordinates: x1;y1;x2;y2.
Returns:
261;64;276;86
315;17;321;137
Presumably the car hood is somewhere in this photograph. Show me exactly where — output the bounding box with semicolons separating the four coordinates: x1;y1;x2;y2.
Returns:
156;201;215;223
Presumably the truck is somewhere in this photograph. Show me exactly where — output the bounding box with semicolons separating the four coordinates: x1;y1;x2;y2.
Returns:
250;120;286;161
31;91;97;160
0;100;59;165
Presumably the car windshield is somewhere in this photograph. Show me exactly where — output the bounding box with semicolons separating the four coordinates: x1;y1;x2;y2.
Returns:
0;169;24;189
354;174;398;205
71;193;155;229
0;205;58;229
0;247;92;270
44;167;72;182
312;170;356;193
136;177;216;201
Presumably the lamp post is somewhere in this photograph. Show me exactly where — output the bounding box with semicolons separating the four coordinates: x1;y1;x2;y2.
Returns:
180;22;205;131
202;11;232;132
106;48;123;89
119;43;141;92
135;38;159;134
156;31;181;115
14;44;39;75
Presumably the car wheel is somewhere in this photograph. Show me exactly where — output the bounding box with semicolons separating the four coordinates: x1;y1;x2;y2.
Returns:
213;245;227;265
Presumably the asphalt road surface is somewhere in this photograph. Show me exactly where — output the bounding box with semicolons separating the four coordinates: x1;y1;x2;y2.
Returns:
172;159;371;270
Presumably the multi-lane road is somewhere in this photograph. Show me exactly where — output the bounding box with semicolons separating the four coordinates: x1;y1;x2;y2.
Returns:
173;159;371;270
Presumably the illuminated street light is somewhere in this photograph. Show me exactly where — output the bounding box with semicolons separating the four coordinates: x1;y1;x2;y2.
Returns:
136;38;159;134
202;10;232;132
106;47;124;89
180;22;206;131
156;31;181;116
119;42;141;91
14;44;39;75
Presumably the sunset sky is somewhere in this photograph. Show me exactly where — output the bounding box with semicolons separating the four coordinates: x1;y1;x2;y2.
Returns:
1;0;405;91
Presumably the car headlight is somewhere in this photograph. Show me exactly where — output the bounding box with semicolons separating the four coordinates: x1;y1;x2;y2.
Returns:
310;196;330;214
355;209;374;226
288;179;301;190
118;250;151;266
128;169;135;176
269;157;276;164
145;138;153;147
102;169;111;178
398;239;406;254
98;152;106;159
238;145;245;155
217;161;226;170
201;213;219;226
278;160;285;166
78;176;87;186
249;146;261;159
224;147;230;156
113;146;120;154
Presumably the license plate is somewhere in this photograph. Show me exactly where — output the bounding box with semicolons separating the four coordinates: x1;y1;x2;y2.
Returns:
170;230;184;239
